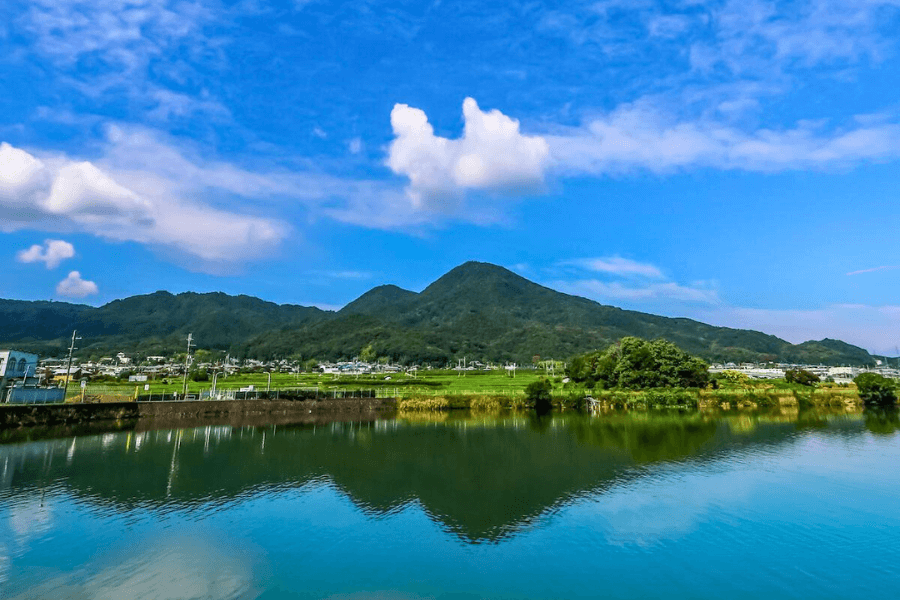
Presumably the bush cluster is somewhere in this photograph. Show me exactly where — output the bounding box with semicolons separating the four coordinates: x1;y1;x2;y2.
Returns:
854;373;898;406
785;369;819;386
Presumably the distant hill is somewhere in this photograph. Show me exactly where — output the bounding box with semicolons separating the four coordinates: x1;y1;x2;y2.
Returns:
0;292;326;357
0;261;876;365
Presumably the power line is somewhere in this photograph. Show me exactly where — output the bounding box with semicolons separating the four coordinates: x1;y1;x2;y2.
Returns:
62;330;81;400
181;333;194;397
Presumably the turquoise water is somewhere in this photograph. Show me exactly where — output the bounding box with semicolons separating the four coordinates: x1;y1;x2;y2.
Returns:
2;410;899;599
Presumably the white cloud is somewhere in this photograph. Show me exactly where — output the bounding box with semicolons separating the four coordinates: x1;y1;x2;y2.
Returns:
846;265;900;276
699;0;900;74
147;89;231;122
557;279;720;305
386;97;551;206
17;0;229;126
21;0;214;75
56;271;98;298
0;133;298;269
546;101;900;175
46;161;154;225
562;257;665;278
348;137;363;154
552;256;719;307
16;239;75;269
312;270;373;280
0;142;52;218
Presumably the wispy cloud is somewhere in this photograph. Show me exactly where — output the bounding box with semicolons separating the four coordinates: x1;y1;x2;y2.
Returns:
846;265;900;276
17;0;226;124
311;270;373;280
552;256;719;306
546;101;900;175
560;257;664;279
556;279;720;305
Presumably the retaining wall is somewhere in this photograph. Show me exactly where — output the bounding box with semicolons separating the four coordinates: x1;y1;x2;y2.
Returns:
0;397;397;430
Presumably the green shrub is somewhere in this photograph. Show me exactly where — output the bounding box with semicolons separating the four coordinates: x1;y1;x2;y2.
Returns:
785;369;819;386
854;373;898;406
526;379;553;412
644;389;698;408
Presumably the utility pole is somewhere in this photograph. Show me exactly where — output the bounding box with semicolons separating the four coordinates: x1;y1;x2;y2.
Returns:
63;330;81;400
181;333;194;397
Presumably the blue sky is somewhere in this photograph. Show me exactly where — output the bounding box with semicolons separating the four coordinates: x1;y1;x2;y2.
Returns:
1;0;899;354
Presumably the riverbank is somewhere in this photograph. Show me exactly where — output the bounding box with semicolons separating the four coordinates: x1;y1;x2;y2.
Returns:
393;387;865;411
0;397;396;440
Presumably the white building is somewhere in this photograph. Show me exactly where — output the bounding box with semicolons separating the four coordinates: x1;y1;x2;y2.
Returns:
1;350;64;404
0;350;38;382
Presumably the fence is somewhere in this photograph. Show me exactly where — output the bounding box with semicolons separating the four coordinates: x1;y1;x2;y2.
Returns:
65;383;530;404
5;387;67;404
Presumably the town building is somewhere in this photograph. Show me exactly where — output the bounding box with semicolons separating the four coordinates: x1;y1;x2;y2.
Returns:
1;350;66;404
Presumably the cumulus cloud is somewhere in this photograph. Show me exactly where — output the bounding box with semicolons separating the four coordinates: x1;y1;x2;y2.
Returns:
0;142;53;220
0;133;296;270
56;271;98;298
46;161;154;225
386;97;551;206
16;239;75;269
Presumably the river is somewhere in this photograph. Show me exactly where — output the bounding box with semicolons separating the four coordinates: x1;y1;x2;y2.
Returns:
1;409;899;599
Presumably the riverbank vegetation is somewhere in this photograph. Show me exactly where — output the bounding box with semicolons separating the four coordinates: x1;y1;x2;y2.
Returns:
62;335;891;410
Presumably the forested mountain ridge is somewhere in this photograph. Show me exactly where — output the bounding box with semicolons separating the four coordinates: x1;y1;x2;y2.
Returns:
0;291;327;357
249;262;873;365
0;262;877;365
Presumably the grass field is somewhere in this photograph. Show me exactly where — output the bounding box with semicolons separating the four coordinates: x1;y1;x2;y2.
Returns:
66;368;863;409
68;369;550;401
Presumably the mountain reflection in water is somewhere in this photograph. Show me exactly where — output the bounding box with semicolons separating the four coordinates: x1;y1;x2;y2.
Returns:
3;409;900;600
0;410;868;544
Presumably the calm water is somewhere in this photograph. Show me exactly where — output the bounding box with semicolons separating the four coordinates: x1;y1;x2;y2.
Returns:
2;410;899;599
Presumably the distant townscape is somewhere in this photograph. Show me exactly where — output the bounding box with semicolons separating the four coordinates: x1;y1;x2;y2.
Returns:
2;342;896;406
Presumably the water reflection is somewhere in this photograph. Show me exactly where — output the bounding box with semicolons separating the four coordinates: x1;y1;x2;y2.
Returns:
5;531;258;600
864;407;900;435
0;409;874;545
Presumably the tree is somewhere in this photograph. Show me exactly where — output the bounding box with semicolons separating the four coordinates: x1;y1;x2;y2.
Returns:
193;349;212;363
720;370;750;385
359;344;376;363
785;368;819;386
854;373;898;406
566;337;709;390
525;379;553;413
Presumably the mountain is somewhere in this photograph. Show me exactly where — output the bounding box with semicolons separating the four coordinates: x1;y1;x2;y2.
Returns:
339;285;418;319
0;261;877;365
0;291;327;357
244;262;874;365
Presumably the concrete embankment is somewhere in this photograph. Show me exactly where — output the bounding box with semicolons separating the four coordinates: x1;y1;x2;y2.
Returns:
0;397;397;432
